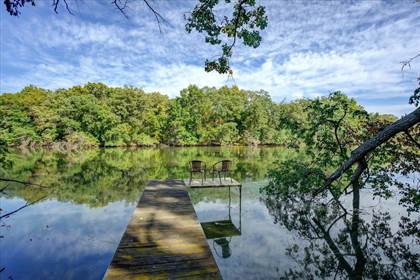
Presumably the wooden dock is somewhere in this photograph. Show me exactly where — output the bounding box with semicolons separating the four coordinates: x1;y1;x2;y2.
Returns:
104;178;240;279
185;178;241;189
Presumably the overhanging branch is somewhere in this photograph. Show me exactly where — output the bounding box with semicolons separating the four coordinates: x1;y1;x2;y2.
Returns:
315;107;420;195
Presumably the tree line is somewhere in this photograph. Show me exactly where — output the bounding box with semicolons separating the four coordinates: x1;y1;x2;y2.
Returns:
0;82;397;148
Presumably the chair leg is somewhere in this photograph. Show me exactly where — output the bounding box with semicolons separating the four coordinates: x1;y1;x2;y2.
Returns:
218;172;222;184
202;172;204;185
189;172;192;184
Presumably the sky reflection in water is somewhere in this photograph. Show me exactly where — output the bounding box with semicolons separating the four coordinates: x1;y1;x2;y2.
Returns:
0;147;418;279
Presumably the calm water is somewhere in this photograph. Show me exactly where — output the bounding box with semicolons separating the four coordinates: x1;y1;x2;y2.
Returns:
0;147;418;279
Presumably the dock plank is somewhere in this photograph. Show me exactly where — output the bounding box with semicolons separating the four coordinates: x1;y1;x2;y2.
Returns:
104;179;222;280
185;178;241;188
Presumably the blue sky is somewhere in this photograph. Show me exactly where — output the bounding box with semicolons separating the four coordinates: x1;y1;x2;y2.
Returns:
1;0;419;116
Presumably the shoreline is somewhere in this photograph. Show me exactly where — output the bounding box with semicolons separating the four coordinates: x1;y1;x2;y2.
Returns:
1;143;289;151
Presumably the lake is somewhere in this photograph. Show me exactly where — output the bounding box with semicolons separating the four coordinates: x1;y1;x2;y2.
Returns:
0;147;418;279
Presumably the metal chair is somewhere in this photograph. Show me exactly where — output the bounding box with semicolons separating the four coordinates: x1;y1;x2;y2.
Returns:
211;160;232;184
188;160;206;184
213;237;232;258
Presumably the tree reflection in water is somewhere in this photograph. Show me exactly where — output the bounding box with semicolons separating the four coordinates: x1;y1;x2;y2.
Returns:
1;143;418;279
263;185;419;280
261;92;419;280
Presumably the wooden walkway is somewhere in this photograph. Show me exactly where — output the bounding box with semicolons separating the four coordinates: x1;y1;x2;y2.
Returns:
185;178;241;189
104;179;237;279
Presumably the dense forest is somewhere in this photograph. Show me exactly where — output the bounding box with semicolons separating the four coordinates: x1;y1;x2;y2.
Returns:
0;83;396;147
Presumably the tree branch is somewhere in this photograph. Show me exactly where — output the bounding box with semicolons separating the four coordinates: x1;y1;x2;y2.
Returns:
226;0;246;55
0;195;47;219
0;177;48;188
143;0;166;33
327;212;347;234
401;54;420;71
312;217;354;275
331;107;348;157
315;107;420;195
112;0;128;18
405;130;420;149
52;0;73;15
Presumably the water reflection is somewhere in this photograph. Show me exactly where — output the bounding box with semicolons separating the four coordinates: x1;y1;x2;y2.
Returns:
0;147;282;207
0;147;281;279
1;198;135;280
263;187;420;279
200;186;242;259
190;178;419;279
0;147;418;279
192;182;298;279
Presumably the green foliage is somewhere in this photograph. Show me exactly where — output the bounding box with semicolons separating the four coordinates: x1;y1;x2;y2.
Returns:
409;77;420;106
260;92;419;279
0;146;285;207
64;131;99;147
263;92;419;209
1;85;399;151
0;86;49;146
302;92;369;166
265;159;326;197
186;0;268;73
0;82;315;148
0;83;171;147
164;85;293;146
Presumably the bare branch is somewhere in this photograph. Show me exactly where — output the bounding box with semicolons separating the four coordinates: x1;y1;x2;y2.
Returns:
112;0;128;18
52;0;73;15
110;0;167;31
143;0;166;33
401;54;420;72
312;217;354;275
63;0;73;15
53;0;59;13
0;196;47;219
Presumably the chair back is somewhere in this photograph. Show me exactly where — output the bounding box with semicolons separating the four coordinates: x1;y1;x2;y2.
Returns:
221;160;232;172
190;160;203;172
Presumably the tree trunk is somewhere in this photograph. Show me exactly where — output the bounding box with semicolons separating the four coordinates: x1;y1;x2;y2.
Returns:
316;107;420;195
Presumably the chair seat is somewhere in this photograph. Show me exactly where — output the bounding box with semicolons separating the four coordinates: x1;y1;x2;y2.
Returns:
188;160;207;184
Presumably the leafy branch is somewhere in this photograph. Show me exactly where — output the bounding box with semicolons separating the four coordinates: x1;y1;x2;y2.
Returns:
185;0;268;73
315;107;420;196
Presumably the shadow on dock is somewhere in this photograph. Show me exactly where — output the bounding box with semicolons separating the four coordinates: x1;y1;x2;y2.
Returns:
104;180;222;279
